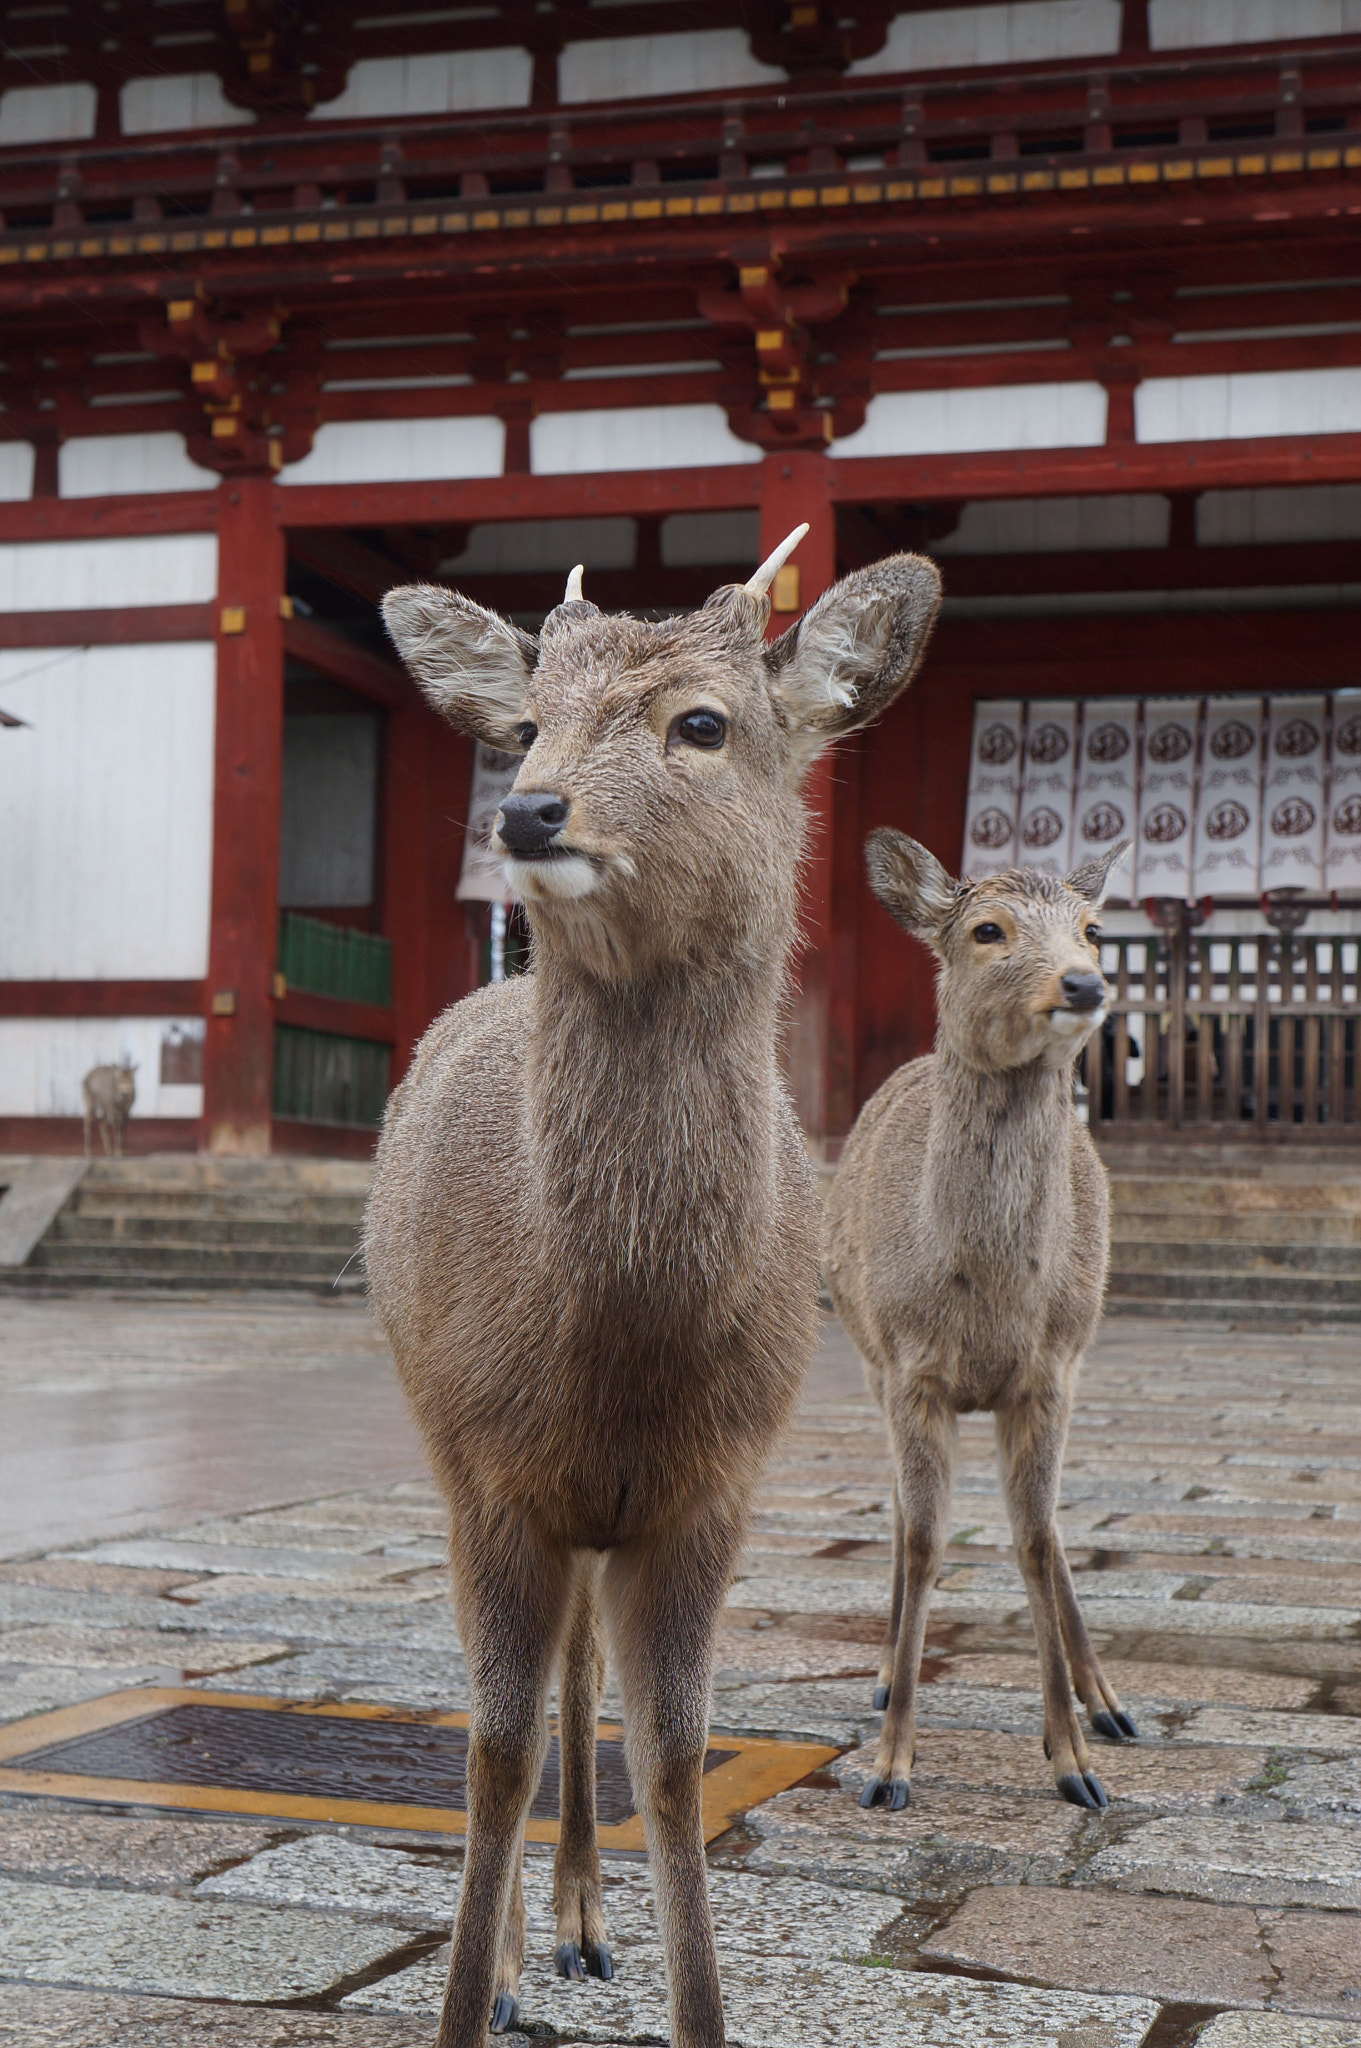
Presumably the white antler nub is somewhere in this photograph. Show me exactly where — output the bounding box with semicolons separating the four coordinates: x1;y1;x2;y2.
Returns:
564;564;584;602
744;523;809;599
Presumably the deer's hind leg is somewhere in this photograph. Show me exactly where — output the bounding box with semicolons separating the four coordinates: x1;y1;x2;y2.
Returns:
436;1508;573;2048
995;1397;1108;1812
873;1483;905;1712
863;1379;956;1811
553;1552;613;1983
1052;1540;1138;1743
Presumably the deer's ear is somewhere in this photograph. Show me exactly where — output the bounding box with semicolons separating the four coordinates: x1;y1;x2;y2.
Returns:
383;584;537;747
765;554;942;776
1066;839;1132;907
865;829;958;951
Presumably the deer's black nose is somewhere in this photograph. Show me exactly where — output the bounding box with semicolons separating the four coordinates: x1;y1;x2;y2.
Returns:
1061;970;1107;1013
496;790;569;857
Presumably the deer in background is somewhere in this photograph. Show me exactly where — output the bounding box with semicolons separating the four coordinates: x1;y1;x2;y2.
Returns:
822;833;1136;1814
367;537;942;2048
82;1061;136;1157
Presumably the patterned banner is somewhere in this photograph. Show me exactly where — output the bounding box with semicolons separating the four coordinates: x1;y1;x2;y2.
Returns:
456;742;519;903
1134;697;1198;899
961;698;1024;880
1261;694;1327;892
1017;699;1078;879
1192;695;1263;898
1326;689;1361;893
1071;698;1138;890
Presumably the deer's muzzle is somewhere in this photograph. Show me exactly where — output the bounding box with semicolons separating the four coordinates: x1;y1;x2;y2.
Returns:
497;790;570;859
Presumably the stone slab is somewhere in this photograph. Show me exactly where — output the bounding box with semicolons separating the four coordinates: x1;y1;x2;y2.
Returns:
920;1885;1275;2006
0;1984;439;2047
1088;1816;1361;1911
1262;1907;1361;2017
836;1730;1271;1809
1197;2018;1361;2048
1273;1756;1361;1821
61;1539;415;1588
0;1807;275;1890
0;1875;412;2002
0;1160;86;1269
0;1624;287;1673
1179;1707;1361;1752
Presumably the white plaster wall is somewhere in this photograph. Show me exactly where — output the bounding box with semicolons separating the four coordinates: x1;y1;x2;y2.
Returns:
120;73;255;134
1151;0;1361;47
0;443;35;502
559;29;784;104
1136;367;1361;443
531;405;762;475
59;433;220;499
310;49;533;119
849;1;1120;75
278;416;505;485
832;382;1108;458
1198;485;1361;545
0;82;96;146
935;494;1170;552
0;1018;204;1120
0;643;216;980
442;518;637;574
0;534;218;613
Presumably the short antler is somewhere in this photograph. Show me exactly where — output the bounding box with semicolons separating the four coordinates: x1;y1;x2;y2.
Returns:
745;524;809;599
564;564;585;602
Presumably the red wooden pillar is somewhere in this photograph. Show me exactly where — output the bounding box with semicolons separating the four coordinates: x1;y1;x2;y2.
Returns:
201;477;286;1154
384;698;475;1080
760;449;856;1149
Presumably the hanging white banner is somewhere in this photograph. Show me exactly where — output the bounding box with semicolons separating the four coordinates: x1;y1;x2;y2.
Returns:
1016;699;1078;879
456;742;519;904
961;699;1024;880
1192;695;1263;898
1134;697;1199;899
1072;698;1138;890
1261;694;1327;893
1325;689;1361;894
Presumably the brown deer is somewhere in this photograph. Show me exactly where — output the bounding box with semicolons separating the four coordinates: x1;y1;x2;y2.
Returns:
82;1061;136;1157
366;537;942;2048
822;832;1136;1815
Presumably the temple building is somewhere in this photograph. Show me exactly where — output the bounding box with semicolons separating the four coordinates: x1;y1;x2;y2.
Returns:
1;0;1357;1158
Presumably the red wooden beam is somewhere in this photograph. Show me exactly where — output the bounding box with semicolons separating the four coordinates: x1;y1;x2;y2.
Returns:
274;988;395;1044
274;466;763;528
829;434;1361;502
0;495;218;545
0;980;204;1017
283;613;410;707
0;604;215;647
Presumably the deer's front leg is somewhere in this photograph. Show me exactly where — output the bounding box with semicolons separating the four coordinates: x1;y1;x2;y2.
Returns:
995;1397;1108;1811
553;1552;613;1984
863;1381;956;1810
603;1504;742;2048
436;1510;572;2048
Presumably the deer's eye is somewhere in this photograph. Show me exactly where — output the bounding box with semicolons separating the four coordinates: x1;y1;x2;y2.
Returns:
514;721;538;750
972;922;1005;945
670;709;727;750
1085;924;1102;945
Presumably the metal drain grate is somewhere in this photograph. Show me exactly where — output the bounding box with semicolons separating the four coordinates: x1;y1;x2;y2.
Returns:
0;1688;837;1850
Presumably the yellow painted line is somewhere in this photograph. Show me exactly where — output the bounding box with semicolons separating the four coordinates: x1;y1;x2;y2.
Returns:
1022;169;1055;190
79;236;103;255
601;201;628;221
987;172;1017;194
323;221;349;240
0;246;19;262
665;195;694;216
51;238;74;257
790;187;817;208
1093;163;1125;186
1128;162;1159;184
381;216;408;236
1237;153;1266;176
109;235;134;254
949;175;982;196
473;210;499;229
1164;159;1195;181
294;221;320;241
1270;151;1303;174
915;177;944;199
1308;148;1341;171
820;184;849;205
1347;144;1361;167
354;219;379;237
137;232;167;251
1059;167;1090;189
534;206;562;226
1198;156;1234;177
696;193;723;214
503;208;530;228
853;182;883;203
23;241;49;260
412;213;438;233
172;229;199;249
0;1688;837;1853
727;192;757;212
261;225;290;245
567;203;599;223
230;227;257;247
758;188;787;208
442;211;469;232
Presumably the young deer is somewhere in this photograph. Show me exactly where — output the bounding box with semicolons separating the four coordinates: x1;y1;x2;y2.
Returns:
822;832;1136;1815
367;539;941;2048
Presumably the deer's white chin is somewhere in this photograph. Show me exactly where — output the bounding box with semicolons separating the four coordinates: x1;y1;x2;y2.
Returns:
506;853;601;901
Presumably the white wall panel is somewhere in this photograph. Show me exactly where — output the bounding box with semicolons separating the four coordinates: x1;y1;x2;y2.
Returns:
936;493;1169;553
310;49;532;119
0;443;34;502
120;73;255;134
278;416;505;485
849;1;1120;75
59;432;219;498
0;82;96;145
1136;368;1361;443
0;643;216;980
531;405;762;475
0;534;218;612
833;382;1107;458
1151;0;1361;48
1197;485;1361;545
559;29;783;103
0;1018;204;1120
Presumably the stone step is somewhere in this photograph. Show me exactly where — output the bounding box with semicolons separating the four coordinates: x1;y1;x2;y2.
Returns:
1112;1213;1361;1247
1108;1177;1361;1216
1106;1265;1361;1306
1109;1238;1361;1276
25;1238;363;1282
47;1213;363;1249
64;1189;367;1221
0;1263;367;1295
1101;1293;1361;1324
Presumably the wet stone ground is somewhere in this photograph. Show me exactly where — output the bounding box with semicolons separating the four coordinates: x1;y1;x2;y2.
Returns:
0;1297;1358;2046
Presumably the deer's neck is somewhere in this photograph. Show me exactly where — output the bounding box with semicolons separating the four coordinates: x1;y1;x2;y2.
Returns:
923;1046;1074;1268
523;950;782;1307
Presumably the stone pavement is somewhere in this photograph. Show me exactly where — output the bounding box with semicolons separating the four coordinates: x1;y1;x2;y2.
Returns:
0;1296;1358;2046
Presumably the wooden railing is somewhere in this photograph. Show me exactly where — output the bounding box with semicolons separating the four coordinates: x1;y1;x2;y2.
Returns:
1086;913;1360;1136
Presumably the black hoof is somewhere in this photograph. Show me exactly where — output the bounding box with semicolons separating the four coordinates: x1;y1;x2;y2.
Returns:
859;1774;910;1810
1090;1709;1127;1742
1043;1736;1052;1761
1113;1709;1139;1740
554;1941;586;1982
873;1684;891;1711
587;1943;614;1981
1057;1771;1105;1811
490;1991;520;2033
1084;1771;1109;1808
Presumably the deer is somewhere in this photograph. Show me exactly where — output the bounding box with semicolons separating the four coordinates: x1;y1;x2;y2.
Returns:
821;831;1137;1816
366;535;942;2048
82;1061;136;1157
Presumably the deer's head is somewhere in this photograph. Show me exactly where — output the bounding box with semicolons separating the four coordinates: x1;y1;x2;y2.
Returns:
384;535;940;980
866;832;1131;1073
